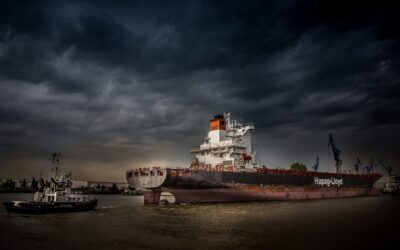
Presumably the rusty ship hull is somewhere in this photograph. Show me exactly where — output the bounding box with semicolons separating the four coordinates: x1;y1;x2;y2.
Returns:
126;168;381;204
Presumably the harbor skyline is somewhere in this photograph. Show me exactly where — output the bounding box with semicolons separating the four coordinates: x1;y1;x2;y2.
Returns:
1;0;399;181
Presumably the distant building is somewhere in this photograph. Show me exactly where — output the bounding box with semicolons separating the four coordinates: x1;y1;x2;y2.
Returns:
13;180;21;189
87;181;128;189
71;180;88;189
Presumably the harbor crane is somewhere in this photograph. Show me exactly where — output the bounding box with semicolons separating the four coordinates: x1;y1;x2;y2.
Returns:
377;160;399;195
312;156;319;171
328;133;342;173
378;160;393;176
354;158;361;174
366;159;378;174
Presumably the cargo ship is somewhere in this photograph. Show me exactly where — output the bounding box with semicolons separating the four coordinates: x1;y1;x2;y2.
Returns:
126;113;381;204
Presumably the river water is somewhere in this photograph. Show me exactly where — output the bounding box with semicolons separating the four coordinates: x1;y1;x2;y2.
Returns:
0;193;398;250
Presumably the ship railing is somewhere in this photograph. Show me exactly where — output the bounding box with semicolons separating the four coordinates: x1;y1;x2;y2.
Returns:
128;167;166;177
246;123;254;128
255;167;382;179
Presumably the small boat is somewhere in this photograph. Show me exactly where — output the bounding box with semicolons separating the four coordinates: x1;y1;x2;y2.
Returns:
3;152;98;214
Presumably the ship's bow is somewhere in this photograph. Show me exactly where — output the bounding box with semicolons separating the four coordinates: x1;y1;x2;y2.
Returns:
126;168;167;189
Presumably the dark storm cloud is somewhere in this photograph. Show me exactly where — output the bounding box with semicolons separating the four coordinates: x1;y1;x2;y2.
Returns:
0;0;399;179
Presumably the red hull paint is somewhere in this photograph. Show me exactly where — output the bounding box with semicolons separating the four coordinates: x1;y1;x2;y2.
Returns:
144;186;380;204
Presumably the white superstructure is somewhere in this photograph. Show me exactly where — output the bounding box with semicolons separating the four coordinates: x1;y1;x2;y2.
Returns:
190;112;256;171
33;152;93;203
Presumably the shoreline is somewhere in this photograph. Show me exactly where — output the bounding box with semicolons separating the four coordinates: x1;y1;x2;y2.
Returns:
0;188;125;195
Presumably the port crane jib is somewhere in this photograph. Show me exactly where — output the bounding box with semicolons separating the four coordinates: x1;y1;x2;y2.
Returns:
378;160;394;176
312;156;319;171
354;158;361;174
328;133;342;173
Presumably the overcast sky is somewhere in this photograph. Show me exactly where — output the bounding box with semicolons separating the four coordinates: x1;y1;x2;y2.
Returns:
1;0;399;181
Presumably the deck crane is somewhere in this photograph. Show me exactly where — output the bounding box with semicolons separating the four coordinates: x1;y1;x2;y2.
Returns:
353;158;361;174
328;133;342;173
312;156;319;171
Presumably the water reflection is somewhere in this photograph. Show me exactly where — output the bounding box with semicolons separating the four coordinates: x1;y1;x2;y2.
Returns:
0;194;398;250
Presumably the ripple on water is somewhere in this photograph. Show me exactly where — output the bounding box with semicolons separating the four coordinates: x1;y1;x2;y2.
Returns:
0;194;399;250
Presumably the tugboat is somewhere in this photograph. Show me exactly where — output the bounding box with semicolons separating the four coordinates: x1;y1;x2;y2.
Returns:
3;152;98;214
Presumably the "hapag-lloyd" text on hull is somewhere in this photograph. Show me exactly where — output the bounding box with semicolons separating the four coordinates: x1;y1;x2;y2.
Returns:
314;177;343;187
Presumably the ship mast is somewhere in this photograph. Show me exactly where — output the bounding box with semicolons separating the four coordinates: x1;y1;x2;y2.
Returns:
52;151;61;178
